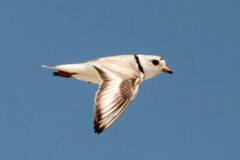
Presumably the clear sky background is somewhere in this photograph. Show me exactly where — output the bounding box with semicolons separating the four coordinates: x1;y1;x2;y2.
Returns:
0;0;239;160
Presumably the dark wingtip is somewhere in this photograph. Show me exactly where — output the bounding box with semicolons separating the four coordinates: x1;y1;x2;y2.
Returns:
53;71;77;78
94;120;104;134
94;130;102;134
53;72;59;76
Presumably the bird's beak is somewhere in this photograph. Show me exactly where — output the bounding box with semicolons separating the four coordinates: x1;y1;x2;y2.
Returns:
162;66;173;74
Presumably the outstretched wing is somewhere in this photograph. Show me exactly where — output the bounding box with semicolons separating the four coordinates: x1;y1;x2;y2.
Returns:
93;66;144;134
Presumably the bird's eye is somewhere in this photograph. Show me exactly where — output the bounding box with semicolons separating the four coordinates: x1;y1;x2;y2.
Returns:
152;60;159;65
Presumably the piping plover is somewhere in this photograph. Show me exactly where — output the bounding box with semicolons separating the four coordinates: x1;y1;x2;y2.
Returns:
42;55;173;134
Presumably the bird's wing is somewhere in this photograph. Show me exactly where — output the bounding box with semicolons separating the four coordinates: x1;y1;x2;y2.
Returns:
93;65;144;134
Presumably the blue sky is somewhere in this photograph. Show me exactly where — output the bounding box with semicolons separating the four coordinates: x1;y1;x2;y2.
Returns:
0;0;240;159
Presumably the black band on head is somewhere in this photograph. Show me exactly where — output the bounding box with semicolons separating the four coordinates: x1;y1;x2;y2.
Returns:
134;55;144;74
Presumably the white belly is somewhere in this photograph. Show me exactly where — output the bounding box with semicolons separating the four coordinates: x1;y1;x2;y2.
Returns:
71;64;100;84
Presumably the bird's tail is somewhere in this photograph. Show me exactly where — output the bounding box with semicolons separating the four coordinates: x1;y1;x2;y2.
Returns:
41;65;58;70
42;64;79;78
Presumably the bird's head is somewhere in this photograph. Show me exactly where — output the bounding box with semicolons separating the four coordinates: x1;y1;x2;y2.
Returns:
138;55;173;80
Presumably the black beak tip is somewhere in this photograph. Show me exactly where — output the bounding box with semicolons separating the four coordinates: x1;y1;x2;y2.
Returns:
168;70;173;74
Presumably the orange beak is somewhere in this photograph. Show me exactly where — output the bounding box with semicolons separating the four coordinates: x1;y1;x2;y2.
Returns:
162;66;173;74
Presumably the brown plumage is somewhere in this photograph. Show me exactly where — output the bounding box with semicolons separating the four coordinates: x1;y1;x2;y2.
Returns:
53;71;77;78
93;66;143;134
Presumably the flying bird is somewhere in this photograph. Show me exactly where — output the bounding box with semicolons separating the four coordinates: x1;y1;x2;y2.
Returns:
42;55;173;134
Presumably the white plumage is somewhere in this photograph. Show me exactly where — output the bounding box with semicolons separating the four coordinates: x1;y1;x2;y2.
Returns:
42;55;173;133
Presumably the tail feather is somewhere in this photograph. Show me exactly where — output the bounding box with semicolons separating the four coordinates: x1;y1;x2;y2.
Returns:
42;65;78;78
42;65;58;70
42;64;82;72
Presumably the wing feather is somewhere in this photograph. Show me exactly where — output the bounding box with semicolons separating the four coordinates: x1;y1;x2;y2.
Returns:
93;65;143;134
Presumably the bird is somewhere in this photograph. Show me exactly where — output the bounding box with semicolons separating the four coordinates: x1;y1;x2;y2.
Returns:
42;55;173;134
